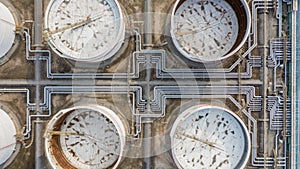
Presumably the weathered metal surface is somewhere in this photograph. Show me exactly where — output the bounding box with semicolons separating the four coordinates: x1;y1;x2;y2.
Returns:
45;106;126;169
0;2;16;58
170;106;250;169
60;110;120;168
0;108;17;165
171;0;251;62
44;0;125;61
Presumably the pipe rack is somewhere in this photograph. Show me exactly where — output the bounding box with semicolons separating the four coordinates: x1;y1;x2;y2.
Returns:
0;0;293;168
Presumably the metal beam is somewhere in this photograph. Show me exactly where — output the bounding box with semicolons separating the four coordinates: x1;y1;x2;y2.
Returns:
143;0;153;168
34;0;44;168
291;0;299;168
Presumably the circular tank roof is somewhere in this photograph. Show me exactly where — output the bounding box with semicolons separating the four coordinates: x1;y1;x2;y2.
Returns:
45;105;127;169
0;108;17;165
170;106;250;169
44;0;125;62
170;0;251;62
0;2;16;59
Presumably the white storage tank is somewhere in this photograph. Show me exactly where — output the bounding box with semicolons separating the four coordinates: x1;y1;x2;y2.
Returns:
0;2;16;60
170;105;250;169
170;0;251;62
44;0;125;62
45;105;128;169
0;107;20;167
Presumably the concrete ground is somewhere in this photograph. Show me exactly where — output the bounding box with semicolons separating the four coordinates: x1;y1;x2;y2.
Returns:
0;0;291;168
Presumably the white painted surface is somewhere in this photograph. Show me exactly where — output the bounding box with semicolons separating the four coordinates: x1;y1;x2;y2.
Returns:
60;109;120;168
170;106;250;169
0;2;16;59
0;109;16;165
171;0;251;62
45;0;125;61
45;105;126;169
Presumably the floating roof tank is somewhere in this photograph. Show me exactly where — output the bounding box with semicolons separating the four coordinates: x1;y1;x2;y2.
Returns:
170;0;251;62
0;2;16;59
44;0;125;62
45;105;128;169
170;106;250;168
0;108;18;167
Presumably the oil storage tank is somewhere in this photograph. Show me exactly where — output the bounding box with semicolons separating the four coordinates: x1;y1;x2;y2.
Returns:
0;1;18;64
44;0;125;62
170;0;251;62
170;105;251;168
44;105;128;169
0;107;21;168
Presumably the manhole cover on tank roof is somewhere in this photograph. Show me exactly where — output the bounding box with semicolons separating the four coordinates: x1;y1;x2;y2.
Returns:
0;108;17;165
0;2;16;59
